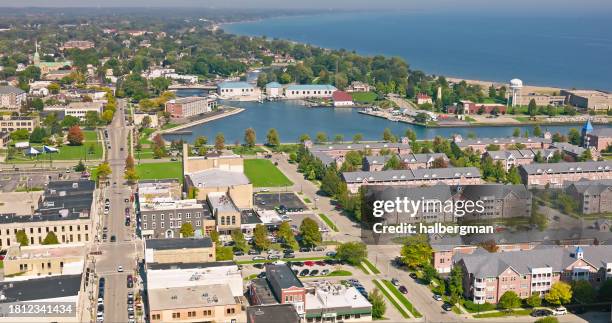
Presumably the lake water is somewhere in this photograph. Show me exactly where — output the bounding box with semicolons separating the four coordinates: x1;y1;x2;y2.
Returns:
163;99;603;144
224;11;612;91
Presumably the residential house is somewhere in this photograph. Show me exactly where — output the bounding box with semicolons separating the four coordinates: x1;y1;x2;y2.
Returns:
519;161;612;188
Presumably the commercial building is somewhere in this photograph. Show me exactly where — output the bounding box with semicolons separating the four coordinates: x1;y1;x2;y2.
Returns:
561;89;612;111
565;179;612;215
342;167;482;193
513;92;566;106
248;263;306;316
0;275;84;322
457;245;612;304
0;85;26;111
285;84;336;99
363;152;449;171
304;281;372;322
145;238;215;264
137;179;182;203
140;199;213;239
0;180;95;247
217;81;259;98
457;184;532;220
186;169;253;209
44;102;104;120
2;244;85;277
332;91;354;106
207;192;241;235
0;115;39;132
519;161;612;188
61;40;95;50
247;304;300;323
265;82;283;98
452;134;553;154
182;144;244;174
165;97;217;119
447;100;506;115
148;283;244;323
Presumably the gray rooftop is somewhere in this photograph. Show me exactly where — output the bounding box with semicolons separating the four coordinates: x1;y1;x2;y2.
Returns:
0;85;25;95
147;261;236;271
550;142;586;156
459;184;531;201
455;137;551;147
342;167;481;183
309;142;410;152
365;153;448;165
0;274;81;302
247;304;300;323
265;263;303;290
186;169;250;188
520;161;612;175
146;237;213;250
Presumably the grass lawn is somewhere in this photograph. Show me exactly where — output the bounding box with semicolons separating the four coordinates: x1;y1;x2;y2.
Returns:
136;162;182;182
161;123;179;130
232;145;266;156
372;280;410;319
84;130;99;141
244;159;293;187
473;309;531;318
381;279;422;318
363;258;381;274
139;128;155;145
318;214;339;232
135;147;156;160
8;129;102;162
351;92;377;103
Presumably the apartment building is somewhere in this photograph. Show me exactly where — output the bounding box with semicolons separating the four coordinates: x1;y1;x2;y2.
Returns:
140;199;214;239
457;245;612;304
0;85;26;111
306;140;411;159
144;238;216;264
363;152;449;171
285;84;336;99
565;179;612;215
2;244;85;277
452;134;553;154
457;184;532;220
342;167;482;193
519;161;612;188
0;180;95;247
561;89;612;111
484;149;546;171
0;115;38;132
165;96;217;119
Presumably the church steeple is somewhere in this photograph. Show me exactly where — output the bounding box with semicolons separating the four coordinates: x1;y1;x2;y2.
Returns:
33;40;40;64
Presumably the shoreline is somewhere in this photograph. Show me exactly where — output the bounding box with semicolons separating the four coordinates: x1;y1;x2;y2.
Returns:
155;107;244;140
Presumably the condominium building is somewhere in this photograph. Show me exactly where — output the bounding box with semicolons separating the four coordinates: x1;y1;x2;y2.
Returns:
0;85;26;111
306;139;411;159
452;134;553;154
0;115;39;132
165;97;217;119
139;199;214;239
565;179;612;215
519;161;612;188
484;149;553;171
363;153;449;171
144;238;216;264
457;245;612;304
342;167;482;193
285;84;336;99
457;184;532;220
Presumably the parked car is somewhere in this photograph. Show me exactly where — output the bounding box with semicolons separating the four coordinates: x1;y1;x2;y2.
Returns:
321;269;330;276
309;269;319;276
299;269;310;276
117;265;123;272
314;246;326;252
257;272;266;279
391;278;400;286
253;263;264;269
127;275;133;288
283;253;295;259
398;286;408;294
248;249;261;255
267;254;281;260
326;251;337;257
233;250;245;256
105;199;110;206
252;256;265;261
553;306;567;316
531;309;553;317
293;261;304;267
442;303;453;311
110;235;116;242
409;272;418;279
433;294;443;301
304;261;315;267
300;247;311;252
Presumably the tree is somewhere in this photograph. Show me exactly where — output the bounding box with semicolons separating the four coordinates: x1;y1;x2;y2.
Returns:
320;167;342;197
383;155;402;170
244;128;256;148
216;246;234;261
533;125;542;137
432;156;448;169
498;291;521;310
101;109;114;123
315;132;328;144
299;217;322;247
528;99;537;117
507;166;522;184
400;242;432;269
335;242;367;265
214;132;225;151
61;115;80;128
266;128;280;147
580;149;593;161
568;128;581;145
29;127;46;143
125;155;135;170
124;168;139;184
253;224;270;250
278;221;299;250
231;230;250;253
75;160;86;172
572;280;596;305
84;111;100;128
10;129;29;141
95;162;112;183
421;263;438;284
525;293;542;308
448;265;463;304
382;128;396;142
545;282;572;306
42;231;59;245
194;135;208;148
512;128;521;137
333;134;344;143
405;129;417;142
352;133;363;143
209;230;220;244
150;77;171;95
67;125;84;145
599;279;612;302
299;133;311;143
16;229;28;246
369;289;386;319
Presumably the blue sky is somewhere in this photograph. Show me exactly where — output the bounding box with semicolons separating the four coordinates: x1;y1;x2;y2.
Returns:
5;0;612;13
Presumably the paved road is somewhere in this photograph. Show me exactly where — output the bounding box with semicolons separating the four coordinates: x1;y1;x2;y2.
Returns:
93;100;140;323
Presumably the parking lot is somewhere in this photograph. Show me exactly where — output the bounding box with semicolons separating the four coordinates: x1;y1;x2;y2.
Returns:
0;169;84;192
254;192;307;212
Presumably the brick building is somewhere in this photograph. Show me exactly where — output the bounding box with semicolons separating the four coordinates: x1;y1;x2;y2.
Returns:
519;161;612;188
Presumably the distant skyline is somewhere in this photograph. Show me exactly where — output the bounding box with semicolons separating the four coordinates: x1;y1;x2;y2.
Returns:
3;0;612;14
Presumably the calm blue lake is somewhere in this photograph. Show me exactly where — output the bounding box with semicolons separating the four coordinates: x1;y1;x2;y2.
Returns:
224;11;612;91
163;99;604;143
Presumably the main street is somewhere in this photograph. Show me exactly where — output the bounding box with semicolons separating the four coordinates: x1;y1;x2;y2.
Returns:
93;99;140;323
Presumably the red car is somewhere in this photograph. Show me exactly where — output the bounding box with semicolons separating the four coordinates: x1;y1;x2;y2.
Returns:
315;261;326;266
304;261;315;267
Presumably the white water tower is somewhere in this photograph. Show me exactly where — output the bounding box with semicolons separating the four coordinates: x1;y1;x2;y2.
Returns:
509;78;523;107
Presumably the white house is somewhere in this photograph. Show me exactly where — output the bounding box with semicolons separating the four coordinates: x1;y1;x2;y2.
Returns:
285;84;336;99
265;82;283;98
217;81;260;99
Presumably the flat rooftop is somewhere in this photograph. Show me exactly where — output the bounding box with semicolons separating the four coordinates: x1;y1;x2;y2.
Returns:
148;284;237;311
207;192;239;213
146;237;213;250
0;274;81;302
305;281;371;311
187;169;249;188
6;244;86;260
0;191;42;215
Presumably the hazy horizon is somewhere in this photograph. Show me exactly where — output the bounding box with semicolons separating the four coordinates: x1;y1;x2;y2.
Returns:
2;0;612;14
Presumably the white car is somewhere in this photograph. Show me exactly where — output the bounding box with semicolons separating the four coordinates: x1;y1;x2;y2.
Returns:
553;306;567;315
433;294;443;301
117;266;123;272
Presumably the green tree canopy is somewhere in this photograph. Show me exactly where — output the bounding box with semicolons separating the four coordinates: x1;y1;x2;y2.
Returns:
42;231;59;245
299;217;322;247
335;242;368;266
180;222;195;237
